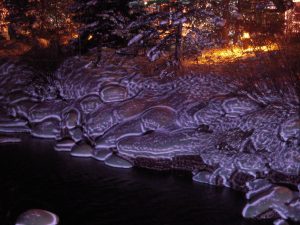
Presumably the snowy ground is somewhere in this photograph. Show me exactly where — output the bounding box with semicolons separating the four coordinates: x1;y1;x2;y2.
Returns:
0;51;299;224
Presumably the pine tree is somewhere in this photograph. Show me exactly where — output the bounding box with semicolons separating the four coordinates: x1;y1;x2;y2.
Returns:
0;2;9;40
127;0;294;64
71;0;132;52
3;0;34;40
127;0;228;64
4;0;75;45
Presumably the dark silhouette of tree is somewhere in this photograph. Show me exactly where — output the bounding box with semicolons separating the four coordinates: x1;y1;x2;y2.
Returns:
71;0;133;52
272;0;294;12
3;0;34;40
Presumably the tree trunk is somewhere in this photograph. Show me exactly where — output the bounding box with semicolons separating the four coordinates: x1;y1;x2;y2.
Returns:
93;44;102;67
174;23;182;63
222;0;231;46
8;24;17;40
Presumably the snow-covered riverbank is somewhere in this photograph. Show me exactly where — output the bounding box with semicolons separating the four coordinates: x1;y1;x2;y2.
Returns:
0;53;299;223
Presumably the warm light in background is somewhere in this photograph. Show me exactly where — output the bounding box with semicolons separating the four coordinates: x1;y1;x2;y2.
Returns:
0;6;9;40
241;32;250;40
189;43;279;65
72;33;79;39
37;38;50;48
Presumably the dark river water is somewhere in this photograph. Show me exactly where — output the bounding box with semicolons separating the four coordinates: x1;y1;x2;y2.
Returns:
0;135;272;225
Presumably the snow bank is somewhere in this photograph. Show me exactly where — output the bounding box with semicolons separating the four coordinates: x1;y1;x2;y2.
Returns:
0;54;299;223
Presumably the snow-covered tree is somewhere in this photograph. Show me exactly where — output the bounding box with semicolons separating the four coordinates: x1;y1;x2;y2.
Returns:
127;0;229;66
127;0;294;65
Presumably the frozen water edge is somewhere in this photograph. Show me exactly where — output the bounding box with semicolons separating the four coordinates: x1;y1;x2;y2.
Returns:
104;154;133;169
0;136;22;144
0;56;299;223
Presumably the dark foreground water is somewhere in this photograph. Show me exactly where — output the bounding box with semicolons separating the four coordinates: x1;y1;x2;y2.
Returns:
0;135;272;225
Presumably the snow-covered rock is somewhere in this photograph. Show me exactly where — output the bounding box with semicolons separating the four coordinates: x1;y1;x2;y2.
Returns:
104;154;133;168
54;138;75;152
242;186;294;218
15;209;59;225
71;143;93;157
62;109;80;129
243;180;300;222
279;117;300;142
69;127;83;143
27;101;66;123
141;106;177;131
222;96;260;117
79;94;102;114
31;119;60;139
92;149;112;161
1;54;300;224
0;136;21;144
269;145;300;176
100;85;128;102
95;118;143;149
117;129;211;159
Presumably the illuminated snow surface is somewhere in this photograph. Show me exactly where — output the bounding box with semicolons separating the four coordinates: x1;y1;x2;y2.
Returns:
0;55;299;224
15;209;59;225
0;135;21;143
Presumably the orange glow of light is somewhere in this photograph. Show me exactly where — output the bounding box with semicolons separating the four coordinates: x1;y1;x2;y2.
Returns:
37;38;50;48
182;22;190;37
241;32;250;40
190;43;279;65
0;6;9;40
88;34;93;41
